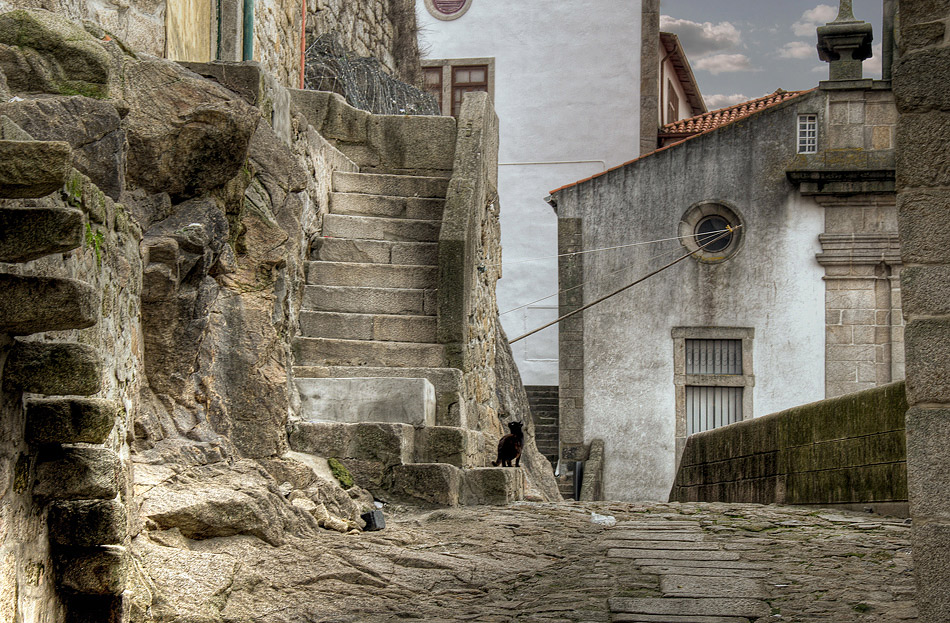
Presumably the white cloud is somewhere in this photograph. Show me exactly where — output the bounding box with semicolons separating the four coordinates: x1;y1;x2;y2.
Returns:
660;15;742;57
865;43;883;77
694;53;755;75
792;5;838;36
779;41;817;60
704;93;752;109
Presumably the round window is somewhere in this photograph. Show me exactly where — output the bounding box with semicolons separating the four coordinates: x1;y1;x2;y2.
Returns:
424;0;473;20
678;202;744;263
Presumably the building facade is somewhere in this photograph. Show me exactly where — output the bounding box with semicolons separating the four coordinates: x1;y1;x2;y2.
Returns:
415;0;704;396
549;7;900;501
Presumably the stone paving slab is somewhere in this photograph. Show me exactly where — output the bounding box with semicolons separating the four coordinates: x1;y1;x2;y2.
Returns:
660;575;769;599
640;565;768;578
609;597;770;618
608;531;706;541
612;615;750;623
604;540;720;550
608;549;741;561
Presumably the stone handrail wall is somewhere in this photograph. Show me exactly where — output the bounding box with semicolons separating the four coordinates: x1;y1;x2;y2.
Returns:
437;91;501;432
670;382;909;516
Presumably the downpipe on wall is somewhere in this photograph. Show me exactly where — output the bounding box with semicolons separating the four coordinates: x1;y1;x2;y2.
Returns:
242;0;254;61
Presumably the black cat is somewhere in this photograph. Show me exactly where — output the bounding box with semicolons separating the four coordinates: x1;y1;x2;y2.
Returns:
491;421;524;467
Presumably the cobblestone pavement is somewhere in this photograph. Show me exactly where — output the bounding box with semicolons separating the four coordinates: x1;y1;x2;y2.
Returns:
218;501;916;622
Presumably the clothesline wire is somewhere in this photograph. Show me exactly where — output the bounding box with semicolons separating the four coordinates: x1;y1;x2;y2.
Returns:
509;226;742;344
499;242;687;317
491;229;735;268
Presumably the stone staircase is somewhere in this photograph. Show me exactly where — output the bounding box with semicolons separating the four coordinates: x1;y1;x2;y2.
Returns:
289;96;523;505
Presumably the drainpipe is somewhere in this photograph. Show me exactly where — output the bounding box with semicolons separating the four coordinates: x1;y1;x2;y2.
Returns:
882;0;896;80
242;0;254;61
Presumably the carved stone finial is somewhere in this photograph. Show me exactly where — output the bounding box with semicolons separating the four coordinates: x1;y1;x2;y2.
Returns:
817;0;873;81
832;0;858;23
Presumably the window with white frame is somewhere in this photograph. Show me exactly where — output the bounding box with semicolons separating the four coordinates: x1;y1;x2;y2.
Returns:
421;58;494;117
798;114;818;153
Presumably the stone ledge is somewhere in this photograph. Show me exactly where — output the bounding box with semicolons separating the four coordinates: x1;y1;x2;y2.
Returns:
0;274;99;335
0;206;83;262
0;139;71;198
4;340;103;396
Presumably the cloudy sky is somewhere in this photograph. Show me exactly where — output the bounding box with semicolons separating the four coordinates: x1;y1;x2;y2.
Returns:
660;0;886;109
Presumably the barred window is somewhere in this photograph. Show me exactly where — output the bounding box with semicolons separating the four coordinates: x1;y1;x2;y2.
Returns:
798;114;818;154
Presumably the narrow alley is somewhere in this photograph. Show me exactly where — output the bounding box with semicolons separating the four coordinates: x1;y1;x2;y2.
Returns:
159;501;917;622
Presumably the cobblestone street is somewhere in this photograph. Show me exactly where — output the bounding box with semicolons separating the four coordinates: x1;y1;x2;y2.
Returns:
206;501;916;622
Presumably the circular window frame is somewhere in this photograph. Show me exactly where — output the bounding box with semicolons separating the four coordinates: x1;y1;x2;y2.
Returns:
679;201;745;263
424;0;474;21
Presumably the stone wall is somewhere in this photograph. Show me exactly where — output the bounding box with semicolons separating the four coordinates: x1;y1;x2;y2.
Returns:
306;0;420;85
893;1;950;620
671;382;908;516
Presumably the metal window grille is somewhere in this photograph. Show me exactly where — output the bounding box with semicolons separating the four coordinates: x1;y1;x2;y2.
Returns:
685;339;742;375
798;114;818;153
686;386;743;435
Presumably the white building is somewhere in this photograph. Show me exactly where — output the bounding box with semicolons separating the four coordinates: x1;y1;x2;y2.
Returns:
416;0;704;400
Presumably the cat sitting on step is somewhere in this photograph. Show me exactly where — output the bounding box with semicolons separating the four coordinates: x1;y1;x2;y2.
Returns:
491;421;524;467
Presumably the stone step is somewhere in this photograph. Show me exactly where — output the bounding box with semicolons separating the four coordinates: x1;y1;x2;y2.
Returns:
306;261;437;289
293;337;445;368
293;365;467;428
332;171;449;199
299;311;437;343
329;192;444;220
287;421;487;468
0;206;84;262
0;139;72;198
302;284;436;316
0;274;99;335
25;398;118;444
4;340;103;396
34;447;121;501
324;213;441;243
311;237;438;266
288;421;415;468
295;377;436;426
391;464;525;506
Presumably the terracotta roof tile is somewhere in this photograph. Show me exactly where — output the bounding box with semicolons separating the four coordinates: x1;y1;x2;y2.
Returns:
549;88;815;196
659;89;809;137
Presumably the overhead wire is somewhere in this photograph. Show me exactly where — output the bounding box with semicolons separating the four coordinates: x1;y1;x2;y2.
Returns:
489;229;737;268
509;226;741;344
499;240;687;317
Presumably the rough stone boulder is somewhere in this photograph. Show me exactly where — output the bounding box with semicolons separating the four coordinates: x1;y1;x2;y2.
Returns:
138;460;321;546
0;96;126;198
0;9;111;98
121;57;259;199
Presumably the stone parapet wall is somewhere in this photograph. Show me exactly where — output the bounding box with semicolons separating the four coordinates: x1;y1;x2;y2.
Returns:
670;382;908;515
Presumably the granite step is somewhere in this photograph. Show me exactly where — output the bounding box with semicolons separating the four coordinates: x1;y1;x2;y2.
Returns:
0;274;99;335
306;261;437;289
0;139;72;198
0;206;84;263
323;213;441;243
293;337;445;368
299;311;437;343
310;237;438;266
302;284;436;316
293;365;468;428
329;192;445;221
332;171;449;199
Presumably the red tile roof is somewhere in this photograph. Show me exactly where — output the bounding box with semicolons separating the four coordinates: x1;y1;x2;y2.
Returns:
659;89;810;138
548;88;815;196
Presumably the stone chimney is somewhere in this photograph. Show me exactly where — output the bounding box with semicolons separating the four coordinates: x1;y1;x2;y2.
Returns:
817;0;873;81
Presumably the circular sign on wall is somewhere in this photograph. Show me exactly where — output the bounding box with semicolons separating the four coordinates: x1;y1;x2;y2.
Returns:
424;0;473;20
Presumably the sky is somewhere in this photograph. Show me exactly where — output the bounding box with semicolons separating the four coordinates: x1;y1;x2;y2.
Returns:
660;0;886;109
